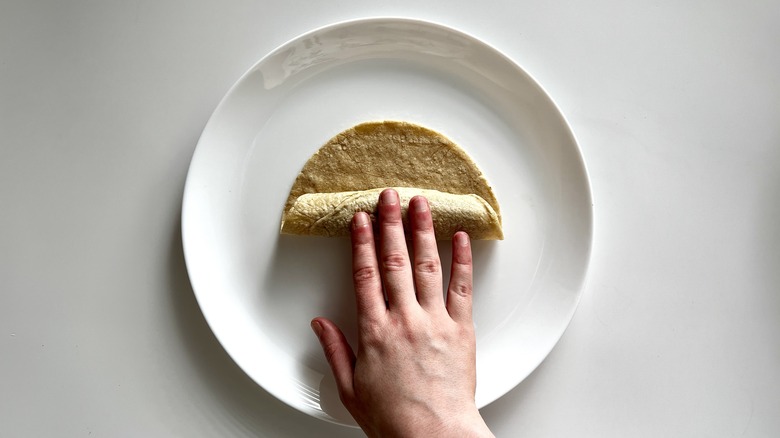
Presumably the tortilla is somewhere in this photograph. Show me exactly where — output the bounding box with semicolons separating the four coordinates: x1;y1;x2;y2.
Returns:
284;187;503;240
281;121;503;240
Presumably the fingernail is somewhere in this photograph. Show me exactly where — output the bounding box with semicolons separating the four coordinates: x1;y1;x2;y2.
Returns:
380;189;398;205
310;320;323;338
455;232;469;247
353;212;369;228
412;196;428;212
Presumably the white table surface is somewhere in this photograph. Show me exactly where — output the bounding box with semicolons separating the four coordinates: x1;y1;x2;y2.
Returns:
2;1;778;437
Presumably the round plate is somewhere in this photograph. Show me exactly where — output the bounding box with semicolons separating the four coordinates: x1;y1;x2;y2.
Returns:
182;18;592;426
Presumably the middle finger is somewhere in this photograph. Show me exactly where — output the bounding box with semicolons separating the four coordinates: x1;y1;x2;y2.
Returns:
409;196;444;310
377;188;415;310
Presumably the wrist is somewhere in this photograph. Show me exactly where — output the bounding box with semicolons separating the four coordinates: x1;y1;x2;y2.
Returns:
413;406;494;438
366;405;492;438
448;408;494;438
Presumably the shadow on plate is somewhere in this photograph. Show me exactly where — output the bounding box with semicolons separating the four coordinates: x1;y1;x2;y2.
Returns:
262;233;356;425
167;215;363;436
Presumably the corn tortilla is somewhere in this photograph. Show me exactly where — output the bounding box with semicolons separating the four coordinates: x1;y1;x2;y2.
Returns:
281;121;503;240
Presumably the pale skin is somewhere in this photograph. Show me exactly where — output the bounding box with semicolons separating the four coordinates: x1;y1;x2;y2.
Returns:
311;188;494;437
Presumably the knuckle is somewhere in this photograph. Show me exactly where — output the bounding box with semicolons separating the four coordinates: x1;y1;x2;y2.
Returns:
453;253;473;267
449;281;473;298
382;251;408;272
459;324;476;340
353;265;379;288
351;227;373;244
412;213;434;230
381;214;403;226
360;320;384;345
414;257;440;275
379;205;403;226
395;312;430;344
322;340;341;364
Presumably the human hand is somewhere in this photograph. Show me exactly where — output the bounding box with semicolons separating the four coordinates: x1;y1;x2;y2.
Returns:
310;188;494;437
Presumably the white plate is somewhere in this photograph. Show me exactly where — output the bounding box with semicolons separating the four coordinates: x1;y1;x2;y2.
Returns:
182;18;592;426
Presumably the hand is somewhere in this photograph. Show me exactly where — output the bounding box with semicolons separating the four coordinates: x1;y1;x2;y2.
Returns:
311;188;494;437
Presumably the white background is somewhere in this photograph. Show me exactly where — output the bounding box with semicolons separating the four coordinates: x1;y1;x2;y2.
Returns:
1;1;778;437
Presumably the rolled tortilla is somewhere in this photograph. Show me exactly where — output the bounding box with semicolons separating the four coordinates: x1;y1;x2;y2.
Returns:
281;187;504;240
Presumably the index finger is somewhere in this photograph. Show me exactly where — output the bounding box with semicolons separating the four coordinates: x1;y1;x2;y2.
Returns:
350;212;386;322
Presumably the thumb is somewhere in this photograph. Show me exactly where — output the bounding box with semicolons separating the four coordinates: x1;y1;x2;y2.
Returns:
311;317;356;403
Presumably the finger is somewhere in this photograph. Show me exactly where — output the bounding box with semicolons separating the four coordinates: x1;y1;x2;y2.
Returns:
446;231;473;323
311;318;356;404
351;212;385;321
377;189;415;310
409;196;443;310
